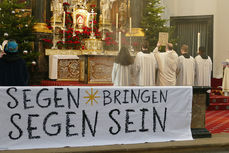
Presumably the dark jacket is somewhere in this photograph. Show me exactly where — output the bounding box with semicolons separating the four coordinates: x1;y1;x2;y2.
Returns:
0;54;29;86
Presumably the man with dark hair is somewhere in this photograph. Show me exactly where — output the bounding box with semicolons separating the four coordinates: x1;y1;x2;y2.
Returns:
195;46;212;86
134;40;157;86
176;44;195;86
153;42;178;86
0;40;29;86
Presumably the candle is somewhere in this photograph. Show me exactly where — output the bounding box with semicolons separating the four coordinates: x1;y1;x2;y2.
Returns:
197;32;200;51
119;32;121;51
53;13;56;28
116;13;119;29
129;17;132;34
63;11;66;28
91;9;94;34
73;10;76;34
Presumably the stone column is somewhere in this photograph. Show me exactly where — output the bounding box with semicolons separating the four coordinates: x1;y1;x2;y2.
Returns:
130;0;144;28
31;0;52;84
32;0;51;33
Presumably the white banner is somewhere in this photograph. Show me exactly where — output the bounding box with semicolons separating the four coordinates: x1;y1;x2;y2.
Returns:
0;86;193;150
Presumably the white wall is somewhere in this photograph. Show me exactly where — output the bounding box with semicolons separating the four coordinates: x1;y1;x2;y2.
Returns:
162;0;229;78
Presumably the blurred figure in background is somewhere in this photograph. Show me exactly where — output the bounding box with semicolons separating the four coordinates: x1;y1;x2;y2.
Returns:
176;44;195;86
112;47;134;86
222;59;229;96
0;40;29;86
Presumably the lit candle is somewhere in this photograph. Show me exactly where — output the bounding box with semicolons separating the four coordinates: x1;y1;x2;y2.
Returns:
119;32;121;51
197;32;200;51
129;17;132;34
116;13;119;29
63;11;66;28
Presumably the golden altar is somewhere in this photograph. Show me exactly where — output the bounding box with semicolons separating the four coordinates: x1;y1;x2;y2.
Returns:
46;49;118;84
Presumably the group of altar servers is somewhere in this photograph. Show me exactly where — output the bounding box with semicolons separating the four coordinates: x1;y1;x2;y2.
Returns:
112;41;212;87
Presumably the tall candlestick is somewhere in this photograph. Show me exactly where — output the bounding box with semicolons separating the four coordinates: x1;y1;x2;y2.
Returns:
197;32;200;51
119;32;121;51
63;11;66;28
90;9;97;39
116;13;119;29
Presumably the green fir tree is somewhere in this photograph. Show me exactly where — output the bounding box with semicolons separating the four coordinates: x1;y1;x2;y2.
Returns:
141;0;175;51
0;0;38;67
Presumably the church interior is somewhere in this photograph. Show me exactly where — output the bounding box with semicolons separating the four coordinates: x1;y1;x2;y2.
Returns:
0;0;229;152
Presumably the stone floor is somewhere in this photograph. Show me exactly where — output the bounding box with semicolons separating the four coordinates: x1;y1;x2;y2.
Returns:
2;133;229;153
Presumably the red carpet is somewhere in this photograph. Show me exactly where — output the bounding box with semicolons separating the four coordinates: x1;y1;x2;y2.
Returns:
206;110;229;134
208;95;229;110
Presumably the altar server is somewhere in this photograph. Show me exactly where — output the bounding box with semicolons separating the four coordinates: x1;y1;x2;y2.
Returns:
195;46;212;86
112;47;134;86
153;42;178;86
176;44;195;86
222;59;229;96
135;41;158;86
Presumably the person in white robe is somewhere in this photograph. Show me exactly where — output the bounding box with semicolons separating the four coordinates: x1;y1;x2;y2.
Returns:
222;59;229;96
0;40;7;58
112;47;134;86
176;44;195;86
135;41;158;86
195;46;212;86
153;43;178;86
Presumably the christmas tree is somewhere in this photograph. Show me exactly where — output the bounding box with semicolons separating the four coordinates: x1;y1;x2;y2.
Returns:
0;0;38;67
141;0;175;51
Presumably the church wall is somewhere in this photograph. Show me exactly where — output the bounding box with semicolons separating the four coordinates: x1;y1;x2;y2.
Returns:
162;0;229;78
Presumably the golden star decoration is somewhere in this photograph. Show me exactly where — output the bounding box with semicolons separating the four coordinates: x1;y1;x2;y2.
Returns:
84;88;100;106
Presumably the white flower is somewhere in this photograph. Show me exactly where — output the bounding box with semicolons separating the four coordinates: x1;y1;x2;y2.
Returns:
32;61;37;65
23;50;28;54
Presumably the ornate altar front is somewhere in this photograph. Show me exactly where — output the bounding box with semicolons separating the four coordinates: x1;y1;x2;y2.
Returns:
46;49;118;84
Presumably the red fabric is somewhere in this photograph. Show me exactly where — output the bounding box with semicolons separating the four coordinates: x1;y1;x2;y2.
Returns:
206;110;229;134
211;78;223;88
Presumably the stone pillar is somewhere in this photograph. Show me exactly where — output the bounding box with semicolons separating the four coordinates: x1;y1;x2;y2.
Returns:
31;0;52;84
97;0;100;23
192;87;212;138
32;0;51;33
130;0;144;28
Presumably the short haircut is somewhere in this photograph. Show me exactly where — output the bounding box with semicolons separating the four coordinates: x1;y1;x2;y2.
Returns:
181;44;188;53
142;40;149;49
199;46;206;53
167;43;173;50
